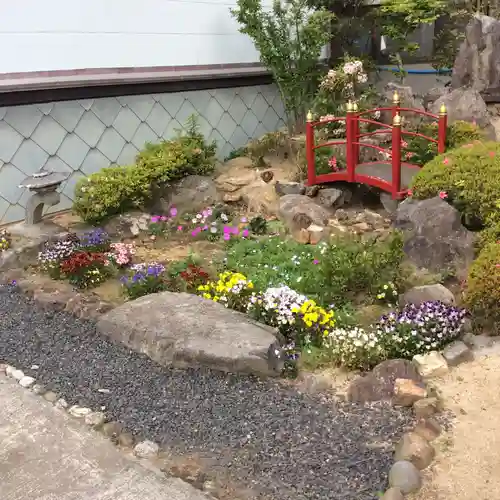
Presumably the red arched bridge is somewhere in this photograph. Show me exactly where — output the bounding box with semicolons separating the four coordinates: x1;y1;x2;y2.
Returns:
305;95;447;199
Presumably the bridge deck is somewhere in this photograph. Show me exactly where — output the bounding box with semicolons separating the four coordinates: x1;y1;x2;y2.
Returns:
355;161;420;189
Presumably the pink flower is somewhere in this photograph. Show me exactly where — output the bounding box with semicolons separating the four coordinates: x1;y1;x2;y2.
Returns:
150;215;160;223
160;216;167;222
191;228;201;237
439;191;448;199
223;225;231;234
443;157;450;165
242;229;249;237
223;233;231;241
177;225;183;231
407;189;413;197
232;227;239;235
170;207;178;217
328;156;337;169
401;140;408;148
496;263;500;268
405;152;414;160
240;217;248;223
313;259;319;265
202;210;210;218
202;225;208;231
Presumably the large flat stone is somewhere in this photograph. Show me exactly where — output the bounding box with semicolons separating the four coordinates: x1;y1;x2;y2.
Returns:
97;292;281;377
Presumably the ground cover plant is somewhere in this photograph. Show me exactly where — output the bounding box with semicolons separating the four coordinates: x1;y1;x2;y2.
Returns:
222;232;405;307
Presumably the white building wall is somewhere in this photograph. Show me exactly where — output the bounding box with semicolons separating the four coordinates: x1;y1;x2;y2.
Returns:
0;0;267;73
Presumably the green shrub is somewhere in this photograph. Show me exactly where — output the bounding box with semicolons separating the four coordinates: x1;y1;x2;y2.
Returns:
465;241;500;334
222;232;405;307
73;117;217;224
410;141;500;246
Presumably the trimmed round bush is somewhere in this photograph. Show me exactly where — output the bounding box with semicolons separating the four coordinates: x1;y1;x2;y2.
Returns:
410;141;500;246
465;241;500;334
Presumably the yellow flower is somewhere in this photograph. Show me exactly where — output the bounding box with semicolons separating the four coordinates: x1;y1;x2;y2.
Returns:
203;293;211;299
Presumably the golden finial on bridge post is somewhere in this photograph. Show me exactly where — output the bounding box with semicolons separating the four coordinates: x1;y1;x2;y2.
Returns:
346;100;354;113
392;90;400;104
306;110;313;122
439;103;447;115
352;102;359;112
393;113;402;126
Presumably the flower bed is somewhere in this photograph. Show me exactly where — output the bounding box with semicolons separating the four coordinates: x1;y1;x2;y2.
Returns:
34;207;469;378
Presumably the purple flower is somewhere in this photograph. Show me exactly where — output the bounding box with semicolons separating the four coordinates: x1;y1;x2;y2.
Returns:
191;227;202;237
223;233;231;241
150;215;160;223
313;259;319;265
242;229;249;237
169;207;178;217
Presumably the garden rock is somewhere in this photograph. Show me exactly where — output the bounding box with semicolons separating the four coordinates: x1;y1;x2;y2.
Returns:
423;86;450;111
413;417;442;441
462;332;494;350
413;398;439;419
96;292;282;377
389;461;422;494
392;378;427;407
215;156;297;215
394;197;476;278
451;14;500;97
347;359;423;403
103;211;150;239
383;83;424;126
18;376;35;388
384;82;424;110
275;181;305;196
400;284;455;307
394;431;435;470
430;87;493;135
381;487;404;500
279;194;332;231
158;175;221;215
134;440;159;459
442;340;473;366
413;351;449;378
84;411;106;428
316;187;345;208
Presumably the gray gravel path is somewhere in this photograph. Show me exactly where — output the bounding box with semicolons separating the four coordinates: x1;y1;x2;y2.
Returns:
0;286;414;500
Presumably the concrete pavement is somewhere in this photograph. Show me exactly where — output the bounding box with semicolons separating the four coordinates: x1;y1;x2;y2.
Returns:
0;375;208;500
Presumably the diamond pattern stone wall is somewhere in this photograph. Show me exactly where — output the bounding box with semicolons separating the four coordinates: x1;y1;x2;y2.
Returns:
0;84;286;225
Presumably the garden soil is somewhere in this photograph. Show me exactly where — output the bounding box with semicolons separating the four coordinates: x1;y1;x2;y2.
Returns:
411;351;500;500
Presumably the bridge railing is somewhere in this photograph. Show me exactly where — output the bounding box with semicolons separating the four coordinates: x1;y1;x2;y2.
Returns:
305;92;448;199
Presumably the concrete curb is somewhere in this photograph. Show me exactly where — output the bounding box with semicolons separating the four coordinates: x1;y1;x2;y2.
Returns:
0;363;222;499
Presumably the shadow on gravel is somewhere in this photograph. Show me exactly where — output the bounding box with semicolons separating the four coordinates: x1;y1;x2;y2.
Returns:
0;288;414;500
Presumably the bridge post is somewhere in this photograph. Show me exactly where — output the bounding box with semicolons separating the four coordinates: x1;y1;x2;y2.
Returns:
392;91;400;120
305;110;316;186
438;103;447;154
352;102;360;166
391;113;402;199
346;101;355;182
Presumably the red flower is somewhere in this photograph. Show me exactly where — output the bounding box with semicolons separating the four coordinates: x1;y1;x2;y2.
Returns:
439;191;448;200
